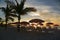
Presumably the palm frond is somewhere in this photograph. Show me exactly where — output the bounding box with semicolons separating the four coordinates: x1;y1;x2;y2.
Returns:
5;0;16;9
0;7;6;12
9;14;18;17
20;10;27;15
15;0;19;5
5;0;15;6
8;17;14;21
0;17;2;22
20;7;37;15
19;0;25;10
0;18;2;20
24;7;37;12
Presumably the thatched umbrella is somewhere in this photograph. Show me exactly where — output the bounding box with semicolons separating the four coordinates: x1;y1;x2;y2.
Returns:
10;22;20;24
46;22;54;29
20;21;29;27
46;22;54;26
29;19;45;23
54;24;59;26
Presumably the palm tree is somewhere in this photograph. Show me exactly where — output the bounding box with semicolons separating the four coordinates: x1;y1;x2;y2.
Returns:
0;3;17;30
6;0;37;31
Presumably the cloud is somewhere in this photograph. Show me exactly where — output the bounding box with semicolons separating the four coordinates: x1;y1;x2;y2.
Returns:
25;0;60;13
0;0;60;24
39;9;60;24
27;12;40;16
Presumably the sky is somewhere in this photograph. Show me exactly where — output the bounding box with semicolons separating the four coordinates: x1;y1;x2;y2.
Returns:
0;0;60;25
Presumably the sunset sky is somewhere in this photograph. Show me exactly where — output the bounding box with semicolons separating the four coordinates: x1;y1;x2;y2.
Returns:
0;0;60;25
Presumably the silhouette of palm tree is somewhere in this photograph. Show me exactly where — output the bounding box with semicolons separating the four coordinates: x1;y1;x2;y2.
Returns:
0;3;17;30
15;0;36;29
7;0;37;32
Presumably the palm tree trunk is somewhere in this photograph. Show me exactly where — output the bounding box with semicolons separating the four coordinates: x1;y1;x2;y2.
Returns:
5;17;8;30
17;14;21;32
